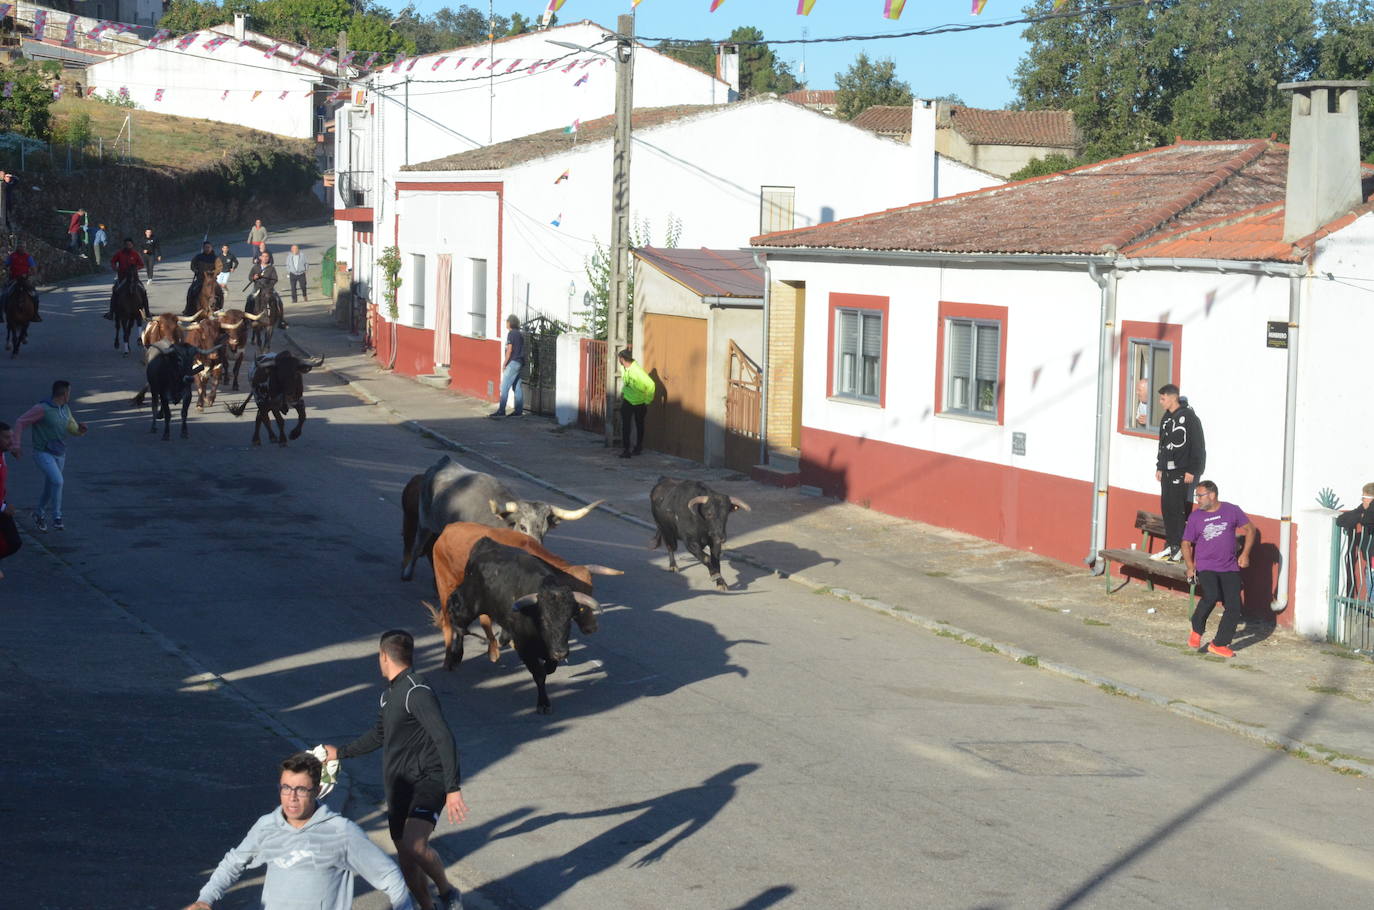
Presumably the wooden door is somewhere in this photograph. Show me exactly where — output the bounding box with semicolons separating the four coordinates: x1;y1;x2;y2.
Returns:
641;313;707;463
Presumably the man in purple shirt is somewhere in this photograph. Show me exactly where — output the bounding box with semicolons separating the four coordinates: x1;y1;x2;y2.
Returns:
1182;480;1256;657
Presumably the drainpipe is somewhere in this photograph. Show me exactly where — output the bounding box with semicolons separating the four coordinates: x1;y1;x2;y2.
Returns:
1272;270;1304;613
1086;260;1118;574
753;253;771;466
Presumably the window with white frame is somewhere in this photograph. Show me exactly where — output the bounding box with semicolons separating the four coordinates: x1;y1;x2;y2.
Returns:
760;186;796;234
1126;338;1173;431
408;254;426;327
468;258;488;337
944;318;1001;418
833;306;882;401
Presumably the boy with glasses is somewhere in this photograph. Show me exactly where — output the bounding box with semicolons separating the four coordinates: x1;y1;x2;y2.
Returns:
184;751;415;909
1182;480;1256;658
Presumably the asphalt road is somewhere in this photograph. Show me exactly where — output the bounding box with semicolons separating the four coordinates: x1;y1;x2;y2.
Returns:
4;239;1374;909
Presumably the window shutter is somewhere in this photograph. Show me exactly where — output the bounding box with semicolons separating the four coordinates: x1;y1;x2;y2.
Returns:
975;323;999;380
839;310;858;355
861;313;882;357
950;321;972;377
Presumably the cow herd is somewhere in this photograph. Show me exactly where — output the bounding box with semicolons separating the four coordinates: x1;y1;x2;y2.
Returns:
402;455;750;714
127;310;321;445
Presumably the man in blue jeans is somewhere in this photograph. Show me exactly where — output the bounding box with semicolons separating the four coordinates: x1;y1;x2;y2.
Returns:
13;379;88;532
489;314;525;418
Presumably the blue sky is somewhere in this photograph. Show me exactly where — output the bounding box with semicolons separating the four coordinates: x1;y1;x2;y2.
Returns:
410;1;1034;109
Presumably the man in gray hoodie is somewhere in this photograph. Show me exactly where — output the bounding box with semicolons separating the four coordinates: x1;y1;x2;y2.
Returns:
183;751;416;910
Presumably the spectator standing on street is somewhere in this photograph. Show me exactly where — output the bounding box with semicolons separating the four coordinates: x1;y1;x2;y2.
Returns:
617;348;654;459
489;314;525;418
140;227;161;279
1;171;16;229
13;379;88;533
92;223;107;269
66;208;85;252
0;422;21;579
1336;482;1374;601
247;218;268;256
1182;480;1256;658
286;243;308;302
1153;383;1206;562
324;630;467;910
182;751;417;910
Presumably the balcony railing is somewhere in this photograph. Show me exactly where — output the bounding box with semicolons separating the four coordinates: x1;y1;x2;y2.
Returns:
336;169;373;209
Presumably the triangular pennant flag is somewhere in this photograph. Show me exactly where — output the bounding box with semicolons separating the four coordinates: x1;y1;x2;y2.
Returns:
526;59;543;72
506;59;522;72
154;88;165;101
431;55;448;70
563;119;580;134
546;0;567;11
709;0;725;10
32;10;46;35
263;43;282;59
148;28;171;48
406;58;419;71
550;212;562;227
340;51;357;69
289;46;308;66
361;52;380;71
554;169;570;184
251;90;262;101
317;48;334;67
391;54;407;73
220;90;229;101
451;57;467;68
87;20;114;40
204;35;230;52
175;32;198;51
279;90;289;100
797;0;817;12
486;58;504;69
970;0;987;13
573;73;588;87
885;0;907;18
62;17;76;46
633;0;644;6
562;61;578;73
52;83;62;99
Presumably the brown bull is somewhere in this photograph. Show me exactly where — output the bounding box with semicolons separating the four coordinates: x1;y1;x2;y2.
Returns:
425;522;622;667
182;316;225;409
214;308;264;391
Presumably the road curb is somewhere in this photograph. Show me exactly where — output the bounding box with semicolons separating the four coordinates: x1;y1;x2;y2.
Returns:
285;331;1374;780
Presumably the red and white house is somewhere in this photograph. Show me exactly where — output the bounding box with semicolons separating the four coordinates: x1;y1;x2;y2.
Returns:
752;82;1374;638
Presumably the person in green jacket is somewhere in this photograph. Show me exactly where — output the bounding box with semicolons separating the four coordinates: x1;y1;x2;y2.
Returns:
13;379;88;532
617;348;655;459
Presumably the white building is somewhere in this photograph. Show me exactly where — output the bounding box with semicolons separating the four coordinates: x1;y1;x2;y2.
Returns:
331;20;735;306
370;97;999;405
85;16;340;139
751;81;1374;640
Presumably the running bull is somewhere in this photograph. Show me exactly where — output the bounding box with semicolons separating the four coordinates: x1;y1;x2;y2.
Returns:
649;476;751;590
400;454;603;581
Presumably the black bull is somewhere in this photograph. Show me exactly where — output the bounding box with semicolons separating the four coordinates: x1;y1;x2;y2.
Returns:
140;341;218;440
649;476;751;590
444;537;600;714
225;351;322;446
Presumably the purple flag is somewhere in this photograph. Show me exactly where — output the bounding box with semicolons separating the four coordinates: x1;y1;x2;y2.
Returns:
32;10;47;37
62;16;76;46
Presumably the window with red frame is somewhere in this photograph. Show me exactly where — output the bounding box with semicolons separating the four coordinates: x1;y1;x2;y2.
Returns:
944;317;1001;419
833;306;883;402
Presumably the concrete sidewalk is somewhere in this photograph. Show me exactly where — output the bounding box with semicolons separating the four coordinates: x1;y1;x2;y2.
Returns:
281;293;1374;778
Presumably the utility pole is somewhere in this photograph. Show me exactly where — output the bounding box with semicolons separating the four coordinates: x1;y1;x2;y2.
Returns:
604;12;634;449
337;29;348;99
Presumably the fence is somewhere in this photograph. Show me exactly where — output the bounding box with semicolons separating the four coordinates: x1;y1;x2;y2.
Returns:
578;338;607;435
522;315;560;417
724;340;763;472
1329;519;1374;652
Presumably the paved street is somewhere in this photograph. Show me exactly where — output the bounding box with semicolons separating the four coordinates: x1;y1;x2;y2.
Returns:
4;223;1374;910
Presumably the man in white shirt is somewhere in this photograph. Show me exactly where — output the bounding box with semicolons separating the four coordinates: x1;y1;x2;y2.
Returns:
286;244;309;303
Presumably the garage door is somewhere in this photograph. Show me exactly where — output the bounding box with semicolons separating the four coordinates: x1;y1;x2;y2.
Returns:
641;313;707;463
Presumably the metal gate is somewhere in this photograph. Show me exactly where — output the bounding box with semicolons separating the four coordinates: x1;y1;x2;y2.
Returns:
1329;520;1374;651
724;340;762;472
522;316;560;417
578;338;607;434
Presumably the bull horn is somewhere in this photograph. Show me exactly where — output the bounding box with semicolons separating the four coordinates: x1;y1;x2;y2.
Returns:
581;564;624;576
572;591;601;612
549;500;604;521
686;495;709;512
241;311;266;321
729;496;751;512
512;593;539;610
308;356;325;368
490;499;520;517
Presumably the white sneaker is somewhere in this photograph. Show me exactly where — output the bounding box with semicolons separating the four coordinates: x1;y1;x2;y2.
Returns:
437;888;462;910
1149;547;1175;562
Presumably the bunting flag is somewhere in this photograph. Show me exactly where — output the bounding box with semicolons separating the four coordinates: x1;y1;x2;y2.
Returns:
251;90;262;101
174;32;198;51
472;58;486;69
118;86;129;99
62;16;76;46
391;54;406;73
1;83;12;98
204;35;231;52
278;90;289;100
554;169;569;184
289;46;308;66
263;43;282;59
361;52;380;71
580;59;594;68
550;212;562;227
406;58;419;71
564;119;580;134
32;10;46;35
87;20;114;40
317;48;333;67
154;88;164;101
506;58;523;72
573;73;588;87
562;61;578;73
797;0;817;12
329;89;347;101
545;0;567;11
970;0;987;12
148;28;171;48
709;0;726;10
452;57;467;68
52;83;61;99
885;0;907;18
0;5;11;20
220;89;229;101
340;51;356;68
486;58;504;69
525;59;542;72
431;56;448;70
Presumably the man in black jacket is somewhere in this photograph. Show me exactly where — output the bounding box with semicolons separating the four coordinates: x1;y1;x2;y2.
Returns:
140;228;161;279
1154;383;1206;562
325;630;468;910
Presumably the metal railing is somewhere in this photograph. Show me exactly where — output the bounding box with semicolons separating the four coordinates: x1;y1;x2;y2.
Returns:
336;169;373;208
1329;519;1374;652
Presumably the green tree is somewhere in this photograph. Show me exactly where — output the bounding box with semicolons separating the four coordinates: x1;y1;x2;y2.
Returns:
156;0;228;35
1008;153;1081;181
835;53;912;120
660;26;800;96
1013;0;1319;161
0;65;55;139
1315;0;1374;156
579;215;682;340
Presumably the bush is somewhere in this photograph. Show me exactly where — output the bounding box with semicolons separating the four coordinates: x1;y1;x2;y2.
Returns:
51;113;92;149
95;90;138;110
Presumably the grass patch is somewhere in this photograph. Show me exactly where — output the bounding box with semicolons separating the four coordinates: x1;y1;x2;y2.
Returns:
1202;655;1226;663
1098;683;1128;696
1322;648;1364;661
1307;685;1360;699
1035;604;1061;613
933;628;963;640
1336;767;1366;776
1082;618;1111;627
924;570;949;578
813;586;833;596
978;641;998;653
1018;655;1040;667
1155;639;1190;651
1292;749;1312;761
1308;744;1374;765
1229;663;1258;672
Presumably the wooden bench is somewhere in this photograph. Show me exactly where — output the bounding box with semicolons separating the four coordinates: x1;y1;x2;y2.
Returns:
1098;510;1196;608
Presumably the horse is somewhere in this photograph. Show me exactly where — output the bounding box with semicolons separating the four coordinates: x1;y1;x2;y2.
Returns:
4;282;34;357
111;277;145;355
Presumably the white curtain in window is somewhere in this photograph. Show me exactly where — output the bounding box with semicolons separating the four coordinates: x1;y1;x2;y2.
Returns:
433;254;452;368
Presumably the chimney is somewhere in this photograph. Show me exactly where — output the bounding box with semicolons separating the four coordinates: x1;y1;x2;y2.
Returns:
912;98;938;201
233;13;247;43
715;45;741;99
1279;80;1367;242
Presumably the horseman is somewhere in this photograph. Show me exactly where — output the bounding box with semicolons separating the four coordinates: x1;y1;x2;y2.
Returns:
184;241;224;316
0;244;40;324
246;250;287;328
103;238;148;321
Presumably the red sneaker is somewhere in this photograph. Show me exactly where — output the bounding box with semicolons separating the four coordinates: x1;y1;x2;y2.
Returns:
1207;643;1235;658
1188;631;1202;649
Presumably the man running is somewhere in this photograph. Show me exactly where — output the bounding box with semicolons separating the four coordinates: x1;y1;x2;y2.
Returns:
140;227;161;279
183;751;417;910
13;379;88;533
0;244;40;323
103;238;147;321
325;630;467;910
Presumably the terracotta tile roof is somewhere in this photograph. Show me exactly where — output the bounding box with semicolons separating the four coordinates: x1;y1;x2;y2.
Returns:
783;89;837;105
1124;196;1374;262
633;246;763;298
403;105;725;171
947;107;1079;149
851;105;911;134
753;140;1323;256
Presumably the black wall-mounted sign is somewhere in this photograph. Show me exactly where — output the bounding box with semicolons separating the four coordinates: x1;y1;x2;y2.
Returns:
1267;321;1289;349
